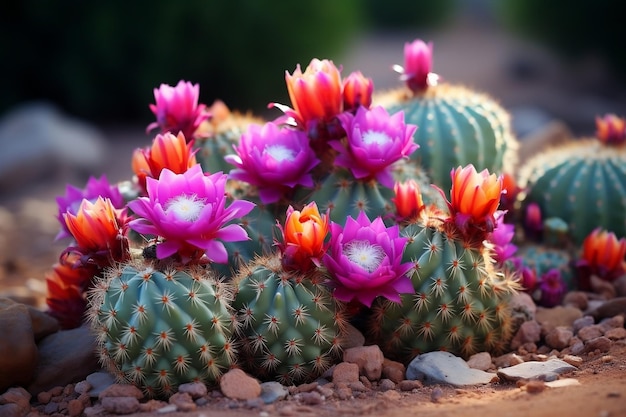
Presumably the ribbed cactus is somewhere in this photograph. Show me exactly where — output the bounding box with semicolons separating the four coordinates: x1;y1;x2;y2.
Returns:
518;138;626;244
87;261;238;397
375;84;518;193
232;255;347;385
368;220;518;364
516;245;576;291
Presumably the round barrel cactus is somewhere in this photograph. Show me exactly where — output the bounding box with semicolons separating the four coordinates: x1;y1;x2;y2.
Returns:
368;221;518;364
375;84;518;193
232;255;347;385
87;261;237;397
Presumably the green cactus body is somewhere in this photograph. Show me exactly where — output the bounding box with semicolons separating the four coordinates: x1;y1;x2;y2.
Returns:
194;111;264;175
517;244;575;290
232;255;346;385
297;169;394;226
518;139;626;244
369;222;518;364
375;84;517;193
88;262;237;397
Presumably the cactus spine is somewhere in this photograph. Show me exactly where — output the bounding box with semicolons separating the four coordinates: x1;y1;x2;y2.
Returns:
87;261;237;397
232;255;346;385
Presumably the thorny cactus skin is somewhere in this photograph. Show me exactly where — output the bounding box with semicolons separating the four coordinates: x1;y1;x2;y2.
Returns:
87;261;238;397
368;219;518;364
518;138;626;244
374;84;518;194
232;255;347;385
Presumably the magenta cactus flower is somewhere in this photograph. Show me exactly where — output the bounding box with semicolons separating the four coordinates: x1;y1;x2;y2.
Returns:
224;122;319;203
322;211;414;307
331;106;418;188
55;175;124;241
488;211;517;265
393;39;436;93
127;164;255;263
147;80;210;141
538;268;567;307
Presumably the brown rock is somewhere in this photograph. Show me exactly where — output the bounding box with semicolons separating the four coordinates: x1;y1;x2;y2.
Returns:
331;362;360;384
168;392;196;412
544;327;574;350
101;396;140;414
0;298;38;392
26;306;59;342
381;359;405;383
343;345;384;381
510;320;541;350
219;369;261;400
98;384;144;400
536;306;583;334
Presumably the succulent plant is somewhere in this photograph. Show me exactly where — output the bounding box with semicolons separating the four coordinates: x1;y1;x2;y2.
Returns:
374;39;518;193
517;114;626;244
516;244;575;290
368;164;518;363
232;255;347;385
87;261;238;397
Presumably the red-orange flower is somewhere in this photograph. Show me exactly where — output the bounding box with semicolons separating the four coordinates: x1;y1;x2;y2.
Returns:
284;58;343;128
439;165;503;240
64;197;129;267
392;180;425;222
132;131;198;194
280;202;330;272
596;113;626;145
580;228;626;281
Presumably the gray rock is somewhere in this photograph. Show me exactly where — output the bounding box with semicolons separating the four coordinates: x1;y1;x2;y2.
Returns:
0;102;108;191
406;351;496;387
497;358;577;382
27;324;100;396
259;381;289;404
85;372;116;398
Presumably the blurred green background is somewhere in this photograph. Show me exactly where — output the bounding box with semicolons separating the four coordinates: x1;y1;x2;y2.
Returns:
0;0;455;124
0;0;623;125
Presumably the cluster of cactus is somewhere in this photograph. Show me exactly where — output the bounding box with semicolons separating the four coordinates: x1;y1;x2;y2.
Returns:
87;261;238;397
517;135;626;244
368;217;519;364
231;255;347;385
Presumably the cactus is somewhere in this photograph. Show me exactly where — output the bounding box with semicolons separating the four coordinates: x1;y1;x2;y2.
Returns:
518;137;626;244
232;255;347;385
516;244;576;291
375;83;517;193
87;261;238;397
368;218;518;364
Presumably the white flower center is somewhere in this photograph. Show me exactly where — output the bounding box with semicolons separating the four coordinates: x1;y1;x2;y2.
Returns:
165;194;205;222
344;240;385;273
265;145;296;162
362;130;392;146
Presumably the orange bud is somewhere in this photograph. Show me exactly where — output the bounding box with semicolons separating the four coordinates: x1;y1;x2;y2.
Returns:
281;202;329;271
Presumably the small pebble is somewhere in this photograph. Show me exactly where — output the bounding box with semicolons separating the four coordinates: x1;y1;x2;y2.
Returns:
430;387;444;402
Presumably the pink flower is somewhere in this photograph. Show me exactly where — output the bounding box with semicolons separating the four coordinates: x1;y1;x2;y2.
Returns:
147;80;210;141
595;113;626;145
224;122;319;204
538;269;566;307
488;211;517;265
394;39;435;92
127;164;255;263
342;71;374;112
331;106;418;187
322;211;414;307
55;175;124;241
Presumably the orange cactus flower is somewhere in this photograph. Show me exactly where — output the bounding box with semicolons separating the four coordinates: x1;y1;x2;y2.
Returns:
132;131;198;193
581;228;626;280
450;165;502;220
595;113;626;145
392;179;425;222
64;197;129;266
285;58;343;127
280;202;330;272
